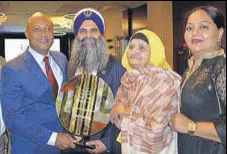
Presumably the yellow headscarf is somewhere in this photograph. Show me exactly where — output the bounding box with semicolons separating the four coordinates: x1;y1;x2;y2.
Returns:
122;29;171;71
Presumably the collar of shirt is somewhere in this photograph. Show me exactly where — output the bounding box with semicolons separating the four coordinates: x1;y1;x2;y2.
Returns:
29;47;50;67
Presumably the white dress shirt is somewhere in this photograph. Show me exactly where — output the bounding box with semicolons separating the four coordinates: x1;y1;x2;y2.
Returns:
0;102;5;136
29;47;63;146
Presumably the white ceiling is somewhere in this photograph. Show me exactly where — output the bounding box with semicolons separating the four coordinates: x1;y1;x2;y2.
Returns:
0;1;147;33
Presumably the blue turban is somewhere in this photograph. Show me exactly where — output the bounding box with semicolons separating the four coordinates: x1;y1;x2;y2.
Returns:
73;8;105;36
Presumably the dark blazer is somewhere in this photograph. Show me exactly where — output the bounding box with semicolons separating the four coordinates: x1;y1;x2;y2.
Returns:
0;50;68;154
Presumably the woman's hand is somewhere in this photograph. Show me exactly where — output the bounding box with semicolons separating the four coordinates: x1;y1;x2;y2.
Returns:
171;113;193;134
110;103;126;129
171;113;222;143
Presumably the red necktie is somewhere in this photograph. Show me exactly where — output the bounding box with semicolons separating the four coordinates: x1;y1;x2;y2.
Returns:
43;56;59;100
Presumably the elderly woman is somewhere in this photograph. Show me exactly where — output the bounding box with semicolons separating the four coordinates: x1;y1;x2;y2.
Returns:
110;29;181;154
171;6;226;154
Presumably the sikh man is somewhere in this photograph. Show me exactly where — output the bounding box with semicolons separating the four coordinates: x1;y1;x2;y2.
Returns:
65;8;125;154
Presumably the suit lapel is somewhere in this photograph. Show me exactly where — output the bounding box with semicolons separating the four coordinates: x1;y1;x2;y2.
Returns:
50;51;66;85
23;50;49;86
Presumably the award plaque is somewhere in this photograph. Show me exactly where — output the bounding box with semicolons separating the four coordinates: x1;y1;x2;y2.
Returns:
56;74;115;150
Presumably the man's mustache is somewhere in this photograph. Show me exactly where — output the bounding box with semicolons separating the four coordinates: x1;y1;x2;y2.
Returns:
81;37;97;47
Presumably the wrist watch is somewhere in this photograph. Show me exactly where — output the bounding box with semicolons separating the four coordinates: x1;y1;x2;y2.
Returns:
188;121;197;136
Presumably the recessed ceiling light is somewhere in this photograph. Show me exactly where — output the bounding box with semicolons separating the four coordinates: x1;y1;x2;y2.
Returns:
54;31;66;36
0;12;5;17
63;13;77;20
0;11;7;25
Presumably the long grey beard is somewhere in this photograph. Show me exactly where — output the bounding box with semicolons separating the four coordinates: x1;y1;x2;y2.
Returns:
68;36;109;77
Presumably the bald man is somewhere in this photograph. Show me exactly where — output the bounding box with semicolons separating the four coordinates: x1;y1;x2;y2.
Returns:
0;12;75;154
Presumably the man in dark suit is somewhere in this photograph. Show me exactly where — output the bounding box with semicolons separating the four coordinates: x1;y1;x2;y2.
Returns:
0;12;76;154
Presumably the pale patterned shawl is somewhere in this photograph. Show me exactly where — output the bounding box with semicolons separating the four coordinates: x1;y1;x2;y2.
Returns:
115;66;181;154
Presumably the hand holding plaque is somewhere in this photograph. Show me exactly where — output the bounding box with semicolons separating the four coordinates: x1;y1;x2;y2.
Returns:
56;74;115;150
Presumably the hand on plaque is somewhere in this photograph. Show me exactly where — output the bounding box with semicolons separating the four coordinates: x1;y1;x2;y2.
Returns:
55;133;76;150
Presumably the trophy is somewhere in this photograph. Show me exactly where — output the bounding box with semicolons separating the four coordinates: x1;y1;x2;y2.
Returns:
56;74;115;150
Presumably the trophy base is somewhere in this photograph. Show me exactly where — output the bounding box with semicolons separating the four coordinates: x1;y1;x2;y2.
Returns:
74;142;96;150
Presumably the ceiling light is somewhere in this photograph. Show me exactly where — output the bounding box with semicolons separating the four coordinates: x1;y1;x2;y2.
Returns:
0;12;7;25
63;13;77;20
54;31;66;36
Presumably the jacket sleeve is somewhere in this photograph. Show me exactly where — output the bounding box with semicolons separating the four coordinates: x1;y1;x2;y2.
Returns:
100;58;125;152
213;65;226;148
100;123;112;152
0;65;52;146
